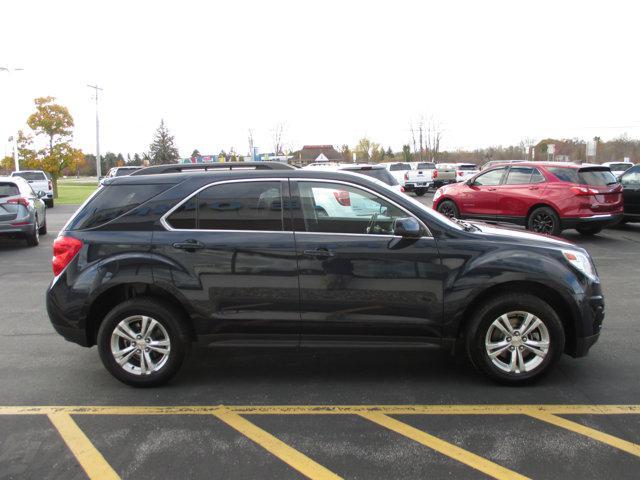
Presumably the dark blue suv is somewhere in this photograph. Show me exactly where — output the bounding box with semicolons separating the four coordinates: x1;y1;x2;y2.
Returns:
46;162;604;387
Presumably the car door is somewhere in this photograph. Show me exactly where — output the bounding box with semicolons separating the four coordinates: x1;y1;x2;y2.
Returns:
460;167;507;219
620;166;640;216
496;166;547;223
291;179;443;342
153;178;300;340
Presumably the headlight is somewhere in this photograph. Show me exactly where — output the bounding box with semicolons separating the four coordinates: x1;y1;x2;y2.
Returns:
562;250;597;280
433;189;443;201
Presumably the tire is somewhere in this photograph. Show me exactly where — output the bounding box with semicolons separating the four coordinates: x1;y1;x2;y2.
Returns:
97;297;191;387
414;188;426;197
465;293;565;385
527;206;561;236
39;216;47;235
46;199;54;208
575;225;602;236
437;199;459;218
26;217;40;246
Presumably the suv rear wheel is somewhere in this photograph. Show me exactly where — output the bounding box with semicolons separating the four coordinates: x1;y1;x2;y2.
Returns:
97;298;191;387
465;293;564;384
527;206;560;236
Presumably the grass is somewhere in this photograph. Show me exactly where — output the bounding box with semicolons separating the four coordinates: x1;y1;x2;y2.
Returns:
56;179;99;204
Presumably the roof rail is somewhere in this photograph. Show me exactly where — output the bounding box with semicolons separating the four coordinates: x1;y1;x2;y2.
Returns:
130;161;295;176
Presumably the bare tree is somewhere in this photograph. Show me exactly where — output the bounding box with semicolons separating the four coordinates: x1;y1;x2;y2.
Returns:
424;116;443;162
247;129;255;157
409;122;419;161
519;137;535;161
272;123;285;155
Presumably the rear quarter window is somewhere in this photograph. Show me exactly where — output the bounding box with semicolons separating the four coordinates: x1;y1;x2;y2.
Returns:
67;184;167;230
548;167;618;186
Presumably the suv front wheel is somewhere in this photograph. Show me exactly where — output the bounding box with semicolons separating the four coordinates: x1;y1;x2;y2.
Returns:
97;298;191;387
465;293;565;384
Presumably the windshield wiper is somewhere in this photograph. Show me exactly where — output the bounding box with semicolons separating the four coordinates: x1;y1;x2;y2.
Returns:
451;217;480;232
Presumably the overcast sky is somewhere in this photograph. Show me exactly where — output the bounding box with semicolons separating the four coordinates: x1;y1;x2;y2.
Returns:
1;0;639;158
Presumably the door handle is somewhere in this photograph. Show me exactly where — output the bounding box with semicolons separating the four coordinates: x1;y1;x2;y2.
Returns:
303;248;334;258
529;186;540;190
488;188;497;191
172;240;205;251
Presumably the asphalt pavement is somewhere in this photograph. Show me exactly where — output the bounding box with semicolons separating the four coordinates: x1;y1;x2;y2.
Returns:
0;198;638;479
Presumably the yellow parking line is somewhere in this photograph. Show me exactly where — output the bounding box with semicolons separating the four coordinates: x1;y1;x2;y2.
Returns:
527;412;640;458
359;412;529;480
213;408;342;480
0;404;639;416
47;412;120;480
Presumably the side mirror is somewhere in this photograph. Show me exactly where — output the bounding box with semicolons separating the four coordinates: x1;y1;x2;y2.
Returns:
394;217;422;238
37;190;47;198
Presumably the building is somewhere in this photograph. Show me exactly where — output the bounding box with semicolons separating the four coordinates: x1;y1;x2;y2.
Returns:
291;145;344;166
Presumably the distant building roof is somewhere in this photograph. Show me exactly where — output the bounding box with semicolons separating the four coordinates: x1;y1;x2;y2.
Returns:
295;145;344;162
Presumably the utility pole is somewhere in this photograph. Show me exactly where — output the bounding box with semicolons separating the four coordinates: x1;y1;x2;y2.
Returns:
1;66;25;171
87;84;103;180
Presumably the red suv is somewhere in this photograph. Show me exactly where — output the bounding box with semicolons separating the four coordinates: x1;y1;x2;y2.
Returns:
433;162;623;235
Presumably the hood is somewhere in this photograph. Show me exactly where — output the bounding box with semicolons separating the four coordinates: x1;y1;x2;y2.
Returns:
469;222;578;250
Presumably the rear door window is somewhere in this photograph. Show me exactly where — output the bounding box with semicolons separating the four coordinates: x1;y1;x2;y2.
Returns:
166;181;284;231
505;167;534;185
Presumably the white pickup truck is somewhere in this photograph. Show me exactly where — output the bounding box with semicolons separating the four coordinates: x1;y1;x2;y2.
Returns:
380;162;412;188
10;170;54;207
404;162;436;196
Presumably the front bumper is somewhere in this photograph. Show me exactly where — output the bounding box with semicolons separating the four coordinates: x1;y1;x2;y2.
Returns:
561;213;623;230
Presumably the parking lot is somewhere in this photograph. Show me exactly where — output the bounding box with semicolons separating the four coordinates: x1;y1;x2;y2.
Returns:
1;197;639;479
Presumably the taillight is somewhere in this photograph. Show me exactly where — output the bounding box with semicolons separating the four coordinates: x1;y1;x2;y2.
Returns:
52;236;83;276
570;186;599;196
433;170;438;179
333;190;351;206
400;186;405;192
7;197;29;208
48;180;52;190
458;171;464;177
404;172;409;181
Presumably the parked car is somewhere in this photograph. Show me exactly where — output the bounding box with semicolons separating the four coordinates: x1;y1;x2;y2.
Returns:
619;164;640;223
380;162;411;187
601;161;634;178
404;162;435;196
106;166;143;178
47;162;603;387
433;162;622;236
0;176;47;246
481;160;526;171
10;170;54;207
455;163;480;182
432;163;457;187
337;164;404;194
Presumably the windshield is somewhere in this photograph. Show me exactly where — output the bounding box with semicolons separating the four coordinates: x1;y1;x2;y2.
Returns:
12;171;46;181
343;168;398;186
388;163;411;171
416;163;435;169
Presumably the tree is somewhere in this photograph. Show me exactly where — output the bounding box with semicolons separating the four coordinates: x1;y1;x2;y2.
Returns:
340;144;352;162
355;137;380;162
116;153;125;167
68;149;86;178
402;145;413;162
272;123;285;155
22;97;82;196
191;149;200;159
1;156;13;173
149;119;180;165
386;147;394;158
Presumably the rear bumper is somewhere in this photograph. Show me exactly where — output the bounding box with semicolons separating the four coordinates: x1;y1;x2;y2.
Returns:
573;333;600;357
46;280;91;347
405;182;433;190
0;222;34;236
561;213;623;230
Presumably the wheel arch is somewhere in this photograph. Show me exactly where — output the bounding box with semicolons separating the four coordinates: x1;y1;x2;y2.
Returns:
85;283;196;346
456;280;578;355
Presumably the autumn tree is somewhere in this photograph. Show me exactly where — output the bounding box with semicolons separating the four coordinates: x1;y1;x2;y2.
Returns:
355;137;380;162
21;97;82;196
149;119;180;165
402;145;413;162
1;156;13;173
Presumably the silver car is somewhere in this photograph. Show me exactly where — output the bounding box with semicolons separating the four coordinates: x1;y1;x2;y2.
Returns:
0;176;47;246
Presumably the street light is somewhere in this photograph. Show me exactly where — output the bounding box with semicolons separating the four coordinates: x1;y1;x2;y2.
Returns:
1;66;25;171
87;84;103;181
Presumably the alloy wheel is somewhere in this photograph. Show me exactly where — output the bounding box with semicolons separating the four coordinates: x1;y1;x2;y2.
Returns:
531;212;554;233
110;315;171;375
484;311;550;374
